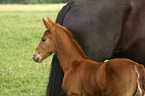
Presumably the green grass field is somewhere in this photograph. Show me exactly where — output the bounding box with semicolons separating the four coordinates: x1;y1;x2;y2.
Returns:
0;4;64;96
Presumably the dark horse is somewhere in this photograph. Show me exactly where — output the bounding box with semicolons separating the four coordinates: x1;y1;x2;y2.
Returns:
46;0;145;96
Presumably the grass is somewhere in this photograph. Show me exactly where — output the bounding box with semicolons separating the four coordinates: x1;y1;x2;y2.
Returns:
0;4;64;96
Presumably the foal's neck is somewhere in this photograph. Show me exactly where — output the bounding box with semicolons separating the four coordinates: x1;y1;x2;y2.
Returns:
56;26;87;73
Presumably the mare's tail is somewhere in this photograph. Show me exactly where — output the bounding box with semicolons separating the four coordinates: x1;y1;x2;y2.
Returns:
46;1;72;96
134;64;145;96
46;54;65;96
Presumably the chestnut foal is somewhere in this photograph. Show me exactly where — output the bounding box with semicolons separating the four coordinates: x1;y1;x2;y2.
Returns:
33;17;145;96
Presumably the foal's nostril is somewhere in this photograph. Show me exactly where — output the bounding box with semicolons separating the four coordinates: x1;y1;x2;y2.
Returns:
36;57;39;62
33;55;39;62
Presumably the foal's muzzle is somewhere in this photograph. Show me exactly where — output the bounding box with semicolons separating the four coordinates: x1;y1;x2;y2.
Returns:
33;51;42;63
33;55;40;62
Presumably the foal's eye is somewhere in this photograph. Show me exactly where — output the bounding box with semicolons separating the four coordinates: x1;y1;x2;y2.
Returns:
42;39;46;42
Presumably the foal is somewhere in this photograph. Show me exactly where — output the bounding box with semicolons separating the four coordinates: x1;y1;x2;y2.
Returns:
33;17;145;96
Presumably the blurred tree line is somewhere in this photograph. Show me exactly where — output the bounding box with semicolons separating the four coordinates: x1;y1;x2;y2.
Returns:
0;0;69;4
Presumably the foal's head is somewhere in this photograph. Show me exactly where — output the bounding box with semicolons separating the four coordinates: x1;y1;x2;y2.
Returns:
33;17;58;63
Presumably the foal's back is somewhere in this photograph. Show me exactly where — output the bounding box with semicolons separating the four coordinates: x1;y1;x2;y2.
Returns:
63;58;144;96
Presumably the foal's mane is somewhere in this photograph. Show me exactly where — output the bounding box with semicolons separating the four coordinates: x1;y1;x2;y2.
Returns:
56;24;87;59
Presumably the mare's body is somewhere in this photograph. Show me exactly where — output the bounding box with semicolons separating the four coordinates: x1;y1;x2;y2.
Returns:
58;0;129;61
47;0;145;95
33;18;145;96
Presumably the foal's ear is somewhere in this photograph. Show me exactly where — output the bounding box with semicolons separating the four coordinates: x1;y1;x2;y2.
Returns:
42;18;55;33
42;18;52;29
47;17;55;25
